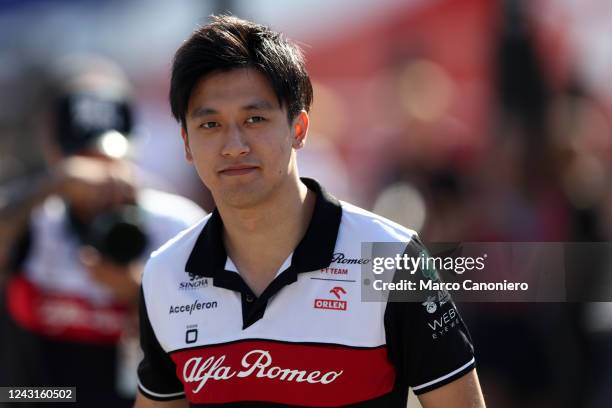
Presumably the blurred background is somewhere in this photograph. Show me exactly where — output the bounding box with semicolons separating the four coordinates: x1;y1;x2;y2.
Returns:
1;0;611;406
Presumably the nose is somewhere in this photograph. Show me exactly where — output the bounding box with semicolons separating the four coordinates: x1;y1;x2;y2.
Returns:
221;124;250;158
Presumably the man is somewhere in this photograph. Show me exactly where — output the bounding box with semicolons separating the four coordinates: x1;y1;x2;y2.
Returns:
0;56;205;408
136;16;485;408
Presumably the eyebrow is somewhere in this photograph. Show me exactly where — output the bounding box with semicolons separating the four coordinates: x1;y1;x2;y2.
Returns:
189;100;276;119
243;100;275;111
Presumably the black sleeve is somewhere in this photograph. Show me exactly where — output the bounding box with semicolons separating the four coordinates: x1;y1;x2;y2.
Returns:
384;236;475;395
137;286;185;401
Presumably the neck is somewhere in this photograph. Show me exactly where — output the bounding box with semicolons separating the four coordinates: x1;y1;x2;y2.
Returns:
221;175;311;241
218;175;315;284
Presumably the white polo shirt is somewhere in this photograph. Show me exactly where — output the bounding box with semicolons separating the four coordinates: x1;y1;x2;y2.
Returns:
138;178;475;407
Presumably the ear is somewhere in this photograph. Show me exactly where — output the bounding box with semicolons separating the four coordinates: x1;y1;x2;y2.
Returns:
180;126;193;162
291;111;309;150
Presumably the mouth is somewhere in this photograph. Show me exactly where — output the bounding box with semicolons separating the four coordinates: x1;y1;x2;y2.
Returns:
218;165;259;176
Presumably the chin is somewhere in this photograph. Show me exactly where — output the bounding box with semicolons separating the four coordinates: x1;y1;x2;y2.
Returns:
223;194;266;210
217;185;270;209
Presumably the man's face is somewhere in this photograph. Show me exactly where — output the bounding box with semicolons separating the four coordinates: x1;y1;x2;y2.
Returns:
181;68;308;209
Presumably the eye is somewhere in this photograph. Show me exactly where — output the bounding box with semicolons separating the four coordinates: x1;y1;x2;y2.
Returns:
199;121;219;129
246;116;266;124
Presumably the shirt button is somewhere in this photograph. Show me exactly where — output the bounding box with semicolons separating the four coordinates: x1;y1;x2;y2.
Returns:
246;295;254;303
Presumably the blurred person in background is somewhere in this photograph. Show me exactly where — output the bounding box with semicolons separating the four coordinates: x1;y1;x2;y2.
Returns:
368;0;612;406
0;55;205;408
444;2;612;407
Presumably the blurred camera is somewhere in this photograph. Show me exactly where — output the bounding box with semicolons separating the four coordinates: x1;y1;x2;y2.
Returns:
87;205;147;265
81;205;148;266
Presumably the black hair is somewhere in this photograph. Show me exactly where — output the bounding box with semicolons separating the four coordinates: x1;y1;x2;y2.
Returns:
170;15;313;129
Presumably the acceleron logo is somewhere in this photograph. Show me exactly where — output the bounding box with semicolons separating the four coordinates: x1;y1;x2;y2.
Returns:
314;286;348;311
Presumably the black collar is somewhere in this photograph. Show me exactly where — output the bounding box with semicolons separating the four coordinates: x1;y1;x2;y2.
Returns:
185;178;342;291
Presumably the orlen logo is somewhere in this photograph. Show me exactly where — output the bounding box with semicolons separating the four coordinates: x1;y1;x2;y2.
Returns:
314;287;347;311
330;287;346;299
